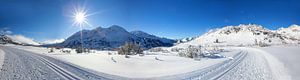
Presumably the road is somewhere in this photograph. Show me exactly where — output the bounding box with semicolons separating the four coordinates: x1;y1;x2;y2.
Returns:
0;46;108;80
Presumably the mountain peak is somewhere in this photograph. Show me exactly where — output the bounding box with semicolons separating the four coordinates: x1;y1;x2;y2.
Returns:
231;24;264;29
289;24;300;29
94;26;103;30
56;25;175;49
108;25;126;31
130;30;148;35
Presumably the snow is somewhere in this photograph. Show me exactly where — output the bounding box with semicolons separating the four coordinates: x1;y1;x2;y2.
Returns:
52;54;224;78
59;25;174;49
3;44;298;79
214;47;291;80
0;45;108;80
0;48;4;70
277;24;300;40
259;46;300;80
6;35;40;45
130;30;175;43
174;24;299;48
8;44;238;79
42;39;65;44
245;47;291;80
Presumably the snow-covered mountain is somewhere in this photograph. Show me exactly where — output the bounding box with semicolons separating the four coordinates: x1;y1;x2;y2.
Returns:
54;25;175;50
0;35;19;44
277;24;300;40
130;30;175;44
175;37;197;44
175;24;300;47
0;35;40;45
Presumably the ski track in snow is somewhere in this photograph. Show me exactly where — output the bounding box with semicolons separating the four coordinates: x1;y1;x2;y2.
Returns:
216;47;291;80
0;46;63;80
170;47;289;80
218;48;274;80
0;48;4;72
0;46;110;80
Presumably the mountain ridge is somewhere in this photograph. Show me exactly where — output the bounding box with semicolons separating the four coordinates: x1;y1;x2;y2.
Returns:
50;25;176;50
174;24;300;48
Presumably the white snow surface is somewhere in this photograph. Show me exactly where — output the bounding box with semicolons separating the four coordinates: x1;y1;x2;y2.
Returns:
277;24;300;40
6;44;297;80
0;49;4;70
259;46;300;80
9;45;238;78
215;47;291;80
6;35;40;45
7;35;39;45
174;24;299;48
42;39;65;44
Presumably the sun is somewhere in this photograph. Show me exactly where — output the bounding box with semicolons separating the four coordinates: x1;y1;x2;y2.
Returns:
72;7;90;27
75;12;86;24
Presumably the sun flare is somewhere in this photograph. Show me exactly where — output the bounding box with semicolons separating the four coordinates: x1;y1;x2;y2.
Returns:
75;12;86;24
72;7;90;27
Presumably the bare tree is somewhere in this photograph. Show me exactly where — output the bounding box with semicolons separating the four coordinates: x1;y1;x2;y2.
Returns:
185;45;203;60
118;42;144;58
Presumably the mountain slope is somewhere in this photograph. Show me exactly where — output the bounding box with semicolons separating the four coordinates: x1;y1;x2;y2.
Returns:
175;24;299;47
0;35;39;45
130;30;175;44
0;35;18;44
57;25;175;50
276;24;300;40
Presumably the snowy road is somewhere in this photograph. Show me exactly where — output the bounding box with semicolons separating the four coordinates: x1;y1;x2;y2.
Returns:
0;46;109;80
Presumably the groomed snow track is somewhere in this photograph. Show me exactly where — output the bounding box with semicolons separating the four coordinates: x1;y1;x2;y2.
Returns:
36;55;82;80
0;46;111;80
188;51;248;80
148;50;247;80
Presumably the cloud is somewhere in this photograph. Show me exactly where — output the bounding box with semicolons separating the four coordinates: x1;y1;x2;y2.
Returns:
0;28;12;35
6;35;40;45
42;39;65;44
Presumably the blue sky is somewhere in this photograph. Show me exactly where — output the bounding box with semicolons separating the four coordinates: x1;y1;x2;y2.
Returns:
0;0;300;42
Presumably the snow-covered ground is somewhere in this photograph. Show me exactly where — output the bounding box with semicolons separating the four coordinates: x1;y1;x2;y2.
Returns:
7;44;239;79
3;44;299;80
259;46;300;80
219;47;291;80
0;48;4;70
0;45;109;80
